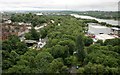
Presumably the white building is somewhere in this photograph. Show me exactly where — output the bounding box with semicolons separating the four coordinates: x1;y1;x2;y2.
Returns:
5;20;12;24
95;34;115;42
35;13;43;16
37;38;46;48
111;27;120;36
51;20;55;23
88;23;111;35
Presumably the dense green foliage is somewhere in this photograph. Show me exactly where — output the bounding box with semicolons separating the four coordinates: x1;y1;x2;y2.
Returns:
2;13;120;74
2;35;28;71
25;27;40;40
11;13;48;27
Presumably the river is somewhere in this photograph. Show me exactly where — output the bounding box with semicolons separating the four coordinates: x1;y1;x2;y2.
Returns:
70;14;119;26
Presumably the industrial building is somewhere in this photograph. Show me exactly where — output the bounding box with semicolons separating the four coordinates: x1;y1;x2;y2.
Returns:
87;23;119;42
88;23;111;35
111;27;120;37
95;34;115;42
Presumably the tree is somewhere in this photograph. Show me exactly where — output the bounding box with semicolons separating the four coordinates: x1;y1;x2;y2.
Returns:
65;56;77;66
7;51;54;73
46;38;59;47
58;40;76;55
35;52;54;73
49;58;64;73
49;45;69;59
89;44;101;52
84;36;93;46
76;34;86;62
60;66;69;73
113;46;120;54
40;28;47;39
2;35;20;51
77;67;85;73
84;62;105;74
7;65;31;73
16;42;28;55
31;17;39;27
84;48;119;67
28;27;40;40
9;51;19;64
38;17;47;24
25;33;31;40
2;50;19;71
3;35;28;54
2;59;12;71
104;38;120;46
96;40;104;46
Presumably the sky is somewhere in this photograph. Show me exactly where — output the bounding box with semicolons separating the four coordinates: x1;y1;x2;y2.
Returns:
0;0;119;11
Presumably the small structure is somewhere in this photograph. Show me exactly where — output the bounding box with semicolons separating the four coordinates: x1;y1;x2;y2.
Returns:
88;23;111;35
35;23;47;31
25;40;37;46
37;38;46;49
4;20;12;24
58;23;61;26
35;13;43;16
35;25;44;30
27;27;32;30
51;20;55;23
20;36;25;42
18;22;31;26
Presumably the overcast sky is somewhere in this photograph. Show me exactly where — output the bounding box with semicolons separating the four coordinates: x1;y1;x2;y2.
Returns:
0;0;119;11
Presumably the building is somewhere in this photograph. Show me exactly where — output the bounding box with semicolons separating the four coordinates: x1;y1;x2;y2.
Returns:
95;34;115;42
25;40;37;46
37;38;46;49
111;27;120;37
4;20;12;24
2;23;29;40
88;23;111;35
35;13;43;16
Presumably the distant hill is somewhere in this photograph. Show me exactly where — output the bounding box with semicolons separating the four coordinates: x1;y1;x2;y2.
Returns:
75;11;119;20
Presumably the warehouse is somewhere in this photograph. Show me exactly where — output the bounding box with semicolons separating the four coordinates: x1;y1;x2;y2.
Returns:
95;34;115;42
88;23;111;35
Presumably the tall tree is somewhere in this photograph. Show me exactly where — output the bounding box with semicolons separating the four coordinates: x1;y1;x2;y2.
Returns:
30;27;39;40
76;34;86;62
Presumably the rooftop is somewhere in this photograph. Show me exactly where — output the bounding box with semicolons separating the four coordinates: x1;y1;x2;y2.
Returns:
88;23;108;29
112;27;120;31
95;34;115;41
25;40;37;44
91;25;108;29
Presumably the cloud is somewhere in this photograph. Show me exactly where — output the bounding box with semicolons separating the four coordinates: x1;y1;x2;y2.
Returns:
0;0;119;11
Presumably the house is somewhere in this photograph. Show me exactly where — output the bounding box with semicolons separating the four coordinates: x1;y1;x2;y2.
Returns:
37;41;46;48
25;40;37;43
25;40;37;46
37;38;46;49
88;23;111;35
